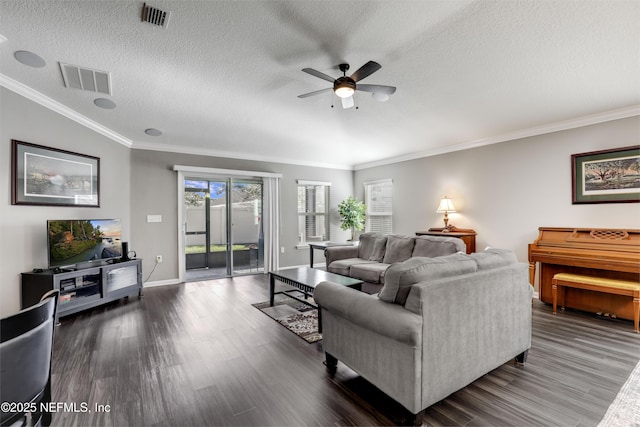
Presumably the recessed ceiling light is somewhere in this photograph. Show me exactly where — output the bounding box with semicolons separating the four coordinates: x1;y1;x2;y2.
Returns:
94;98;116;109
145;128;162;136
14;50;46;68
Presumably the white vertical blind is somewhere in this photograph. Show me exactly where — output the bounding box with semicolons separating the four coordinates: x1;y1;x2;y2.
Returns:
364;179;393;234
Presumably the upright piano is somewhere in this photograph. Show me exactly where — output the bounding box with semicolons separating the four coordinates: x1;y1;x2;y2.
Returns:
529;227;640;321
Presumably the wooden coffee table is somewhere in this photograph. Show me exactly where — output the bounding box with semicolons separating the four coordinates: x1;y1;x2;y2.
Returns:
269;267;363;332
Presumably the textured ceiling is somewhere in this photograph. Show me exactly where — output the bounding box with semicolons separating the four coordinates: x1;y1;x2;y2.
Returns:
1;0;639;169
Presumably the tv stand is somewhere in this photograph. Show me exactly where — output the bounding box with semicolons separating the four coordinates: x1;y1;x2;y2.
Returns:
21;259;143;322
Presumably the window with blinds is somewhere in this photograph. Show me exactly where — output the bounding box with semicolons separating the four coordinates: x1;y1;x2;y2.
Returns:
364;179;393;234
297;180;330;244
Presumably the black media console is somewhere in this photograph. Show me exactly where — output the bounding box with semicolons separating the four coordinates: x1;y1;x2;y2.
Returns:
21;259;143;322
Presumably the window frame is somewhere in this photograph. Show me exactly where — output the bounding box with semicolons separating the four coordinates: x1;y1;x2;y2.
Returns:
364;178;393;234
296;180;331;247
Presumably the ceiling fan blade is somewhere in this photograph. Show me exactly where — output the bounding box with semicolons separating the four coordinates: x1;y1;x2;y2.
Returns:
298;88;332;98
356;84;396;95
302;68;336;83
350;61;381;82
341;96;354;109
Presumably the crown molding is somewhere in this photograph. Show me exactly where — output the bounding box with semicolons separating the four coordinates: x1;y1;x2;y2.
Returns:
354;105;640;170
133;141;354;171
0;73;132;147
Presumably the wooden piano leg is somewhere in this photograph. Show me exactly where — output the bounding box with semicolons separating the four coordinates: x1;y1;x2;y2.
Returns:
633;292;639;333
529;261;537;305
552;281;558;315
528;261;536;287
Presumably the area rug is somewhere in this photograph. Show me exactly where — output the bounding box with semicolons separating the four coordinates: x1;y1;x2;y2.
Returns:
252;295;322;343
598;358;640;427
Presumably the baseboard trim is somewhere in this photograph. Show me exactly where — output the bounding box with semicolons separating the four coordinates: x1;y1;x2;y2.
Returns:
143;278;181;288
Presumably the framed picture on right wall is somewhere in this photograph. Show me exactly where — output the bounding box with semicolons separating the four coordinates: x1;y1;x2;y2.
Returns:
572;145;640;204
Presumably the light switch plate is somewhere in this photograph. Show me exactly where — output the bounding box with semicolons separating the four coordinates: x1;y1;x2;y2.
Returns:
147;214;162;223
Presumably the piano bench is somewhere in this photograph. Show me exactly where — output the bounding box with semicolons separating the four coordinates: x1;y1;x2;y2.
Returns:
552;273;640;333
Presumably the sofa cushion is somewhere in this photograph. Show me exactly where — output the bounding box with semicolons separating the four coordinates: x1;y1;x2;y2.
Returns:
328;258;378;276
358;233;388;261
382;235;416;264
470;248;518;270
412;235;466;257
379;254;478;305
350;262;391;284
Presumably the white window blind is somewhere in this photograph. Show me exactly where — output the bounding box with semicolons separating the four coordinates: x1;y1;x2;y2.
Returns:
364;179;392;234
297;180;330;243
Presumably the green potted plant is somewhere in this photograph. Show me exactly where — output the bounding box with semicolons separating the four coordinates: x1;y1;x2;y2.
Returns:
338;196;366;241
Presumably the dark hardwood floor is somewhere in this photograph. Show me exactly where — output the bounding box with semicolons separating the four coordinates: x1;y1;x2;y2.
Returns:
50;274;640;426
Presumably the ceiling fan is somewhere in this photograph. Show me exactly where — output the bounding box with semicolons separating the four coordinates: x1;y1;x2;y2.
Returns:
298;61;396;109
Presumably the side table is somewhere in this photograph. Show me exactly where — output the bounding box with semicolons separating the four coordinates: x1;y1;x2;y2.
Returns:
416;227;477;254
308;242;354;268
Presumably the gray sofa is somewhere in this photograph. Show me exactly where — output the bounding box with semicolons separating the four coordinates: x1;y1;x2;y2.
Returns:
314;248;533;425
325;232;466;293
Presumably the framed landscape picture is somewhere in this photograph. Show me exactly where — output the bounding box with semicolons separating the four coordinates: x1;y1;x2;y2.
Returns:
572;145;640;204
11;140;100;207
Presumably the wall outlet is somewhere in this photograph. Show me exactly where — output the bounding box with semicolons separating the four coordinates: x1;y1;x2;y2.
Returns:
156;255;163;263
147;214;162;223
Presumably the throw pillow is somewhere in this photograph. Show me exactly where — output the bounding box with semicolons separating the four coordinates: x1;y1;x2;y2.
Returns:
379;253;477;305
470;248;518;270
358;232;387;262
413;235;465;257
382;235;416;264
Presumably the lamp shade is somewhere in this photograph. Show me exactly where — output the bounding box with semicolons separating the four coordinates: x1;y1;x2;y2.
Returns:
436;197;456;213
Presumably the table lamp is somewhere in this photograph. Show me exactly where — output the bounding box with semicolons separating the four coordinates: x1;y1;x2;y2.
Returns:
436;196;456;231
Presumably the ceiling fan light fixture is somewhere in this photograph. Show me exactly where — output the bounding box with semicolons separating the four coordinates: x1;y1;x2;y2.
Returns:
334;77;356;98
335;86;354;98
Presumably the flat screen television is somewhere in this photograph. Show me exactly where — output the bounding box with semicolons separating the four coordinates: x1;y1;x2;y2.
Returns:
47;219;122;269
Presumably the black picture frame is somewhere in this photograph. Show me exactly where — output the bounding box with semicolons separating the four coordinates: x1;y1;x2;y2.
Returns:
11;140;100;207
571;145;640;204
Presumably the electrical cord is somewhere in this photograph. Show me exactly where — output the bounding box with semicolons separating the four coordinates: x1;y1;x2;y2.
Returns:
143;259;159;283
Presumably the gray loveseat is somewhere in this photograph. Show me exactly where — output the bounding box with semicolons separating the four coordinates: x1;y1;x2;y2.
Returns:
314;248;533;425
325;232;466;293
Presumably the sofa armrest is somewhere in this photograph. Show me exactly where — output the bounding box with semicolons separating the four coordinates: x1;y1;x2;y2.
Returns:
324;245;360;268
314;281;422;345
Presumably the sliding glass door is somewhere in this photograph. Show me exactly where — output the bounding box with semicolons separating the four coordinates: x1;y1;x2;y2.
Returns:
183;177;263;280
230;179;263;275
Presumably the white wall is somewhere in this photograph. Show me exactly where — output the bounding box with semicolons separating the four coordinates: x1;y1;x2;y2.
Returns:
0;88;132;317
354;116;640;291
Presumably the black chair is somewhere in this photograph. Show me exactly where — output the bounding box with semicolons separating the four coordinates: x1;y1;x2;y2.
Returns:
1;290;58;427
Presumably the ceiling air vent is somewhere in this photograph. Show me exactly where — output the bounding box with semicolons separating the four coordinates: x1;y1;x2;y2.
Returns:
59;63;111;95
142;3;171;29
